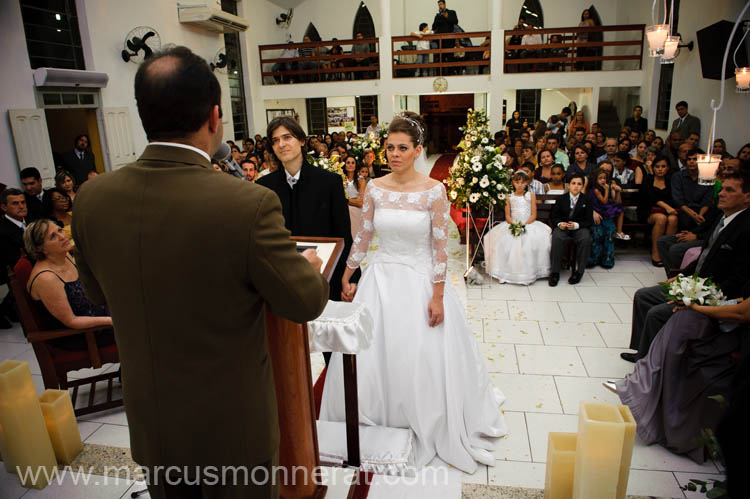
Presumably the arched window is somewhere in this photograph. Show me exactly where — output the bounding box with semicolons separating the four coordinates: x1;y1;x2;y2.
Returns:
304;23;321;42
519;0;543;28
353;2;376;38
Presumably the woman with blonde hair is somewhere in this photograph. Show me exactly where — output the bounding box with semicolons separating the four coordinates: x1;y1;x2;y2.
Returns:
24;219;114;350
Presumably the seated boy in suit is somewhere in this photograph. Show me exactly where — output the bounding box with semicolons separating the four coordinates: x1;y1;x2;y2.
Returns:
549;173;593;286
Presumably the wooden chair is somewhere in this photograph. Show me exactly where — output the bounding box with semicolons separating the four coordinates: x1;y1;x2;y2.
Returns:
9;258;123;416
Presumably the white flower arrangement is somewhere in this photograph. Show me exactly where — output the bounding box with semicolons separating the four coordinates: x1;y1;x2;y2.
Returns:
349;127;389;167
307;152;348;195
444;109;512;210
660;274;726;307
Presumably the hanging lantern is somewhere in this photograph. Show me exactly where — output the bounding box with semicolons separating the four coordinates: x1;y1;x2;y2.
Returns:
646;24;670;56
696;154;721;186
660;35;680;64
736;67;750;93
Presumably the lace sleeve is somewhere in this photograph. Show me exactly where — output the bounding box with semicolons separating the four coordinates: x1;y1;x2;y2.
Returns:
346;182;375;269
429;183;449;283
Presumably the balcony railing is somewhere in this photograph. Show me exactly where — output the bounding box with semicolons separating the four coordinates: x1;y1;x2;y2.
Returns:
504;24;645;73
391;31;491;78
259;38;380;84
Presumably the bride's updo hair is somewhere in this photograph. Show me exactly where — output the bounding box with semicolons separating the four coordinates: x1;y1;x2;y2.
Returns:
388;111;426;147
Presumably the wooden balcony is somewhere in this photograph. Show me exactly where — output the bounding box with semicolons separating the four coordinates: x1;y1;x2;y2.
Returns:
259;38;379;84
504;24;645;73
391;31;491;78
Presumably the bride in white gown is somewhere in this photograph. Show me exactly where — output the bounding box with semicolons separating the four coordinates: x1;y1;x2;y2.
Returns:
319;112;507;473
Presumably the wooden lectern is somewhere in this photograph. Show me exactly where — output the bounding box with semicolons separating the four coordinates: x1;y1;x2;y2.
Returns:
265;236;344;499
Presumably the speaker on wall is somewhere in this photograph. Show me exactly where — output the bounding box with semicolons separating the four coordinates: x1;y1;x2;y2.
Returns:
697;20;749;80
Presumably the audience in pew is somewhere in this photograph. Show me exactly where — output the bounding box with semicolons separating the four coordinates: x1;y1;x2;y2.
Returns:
623;171;750;363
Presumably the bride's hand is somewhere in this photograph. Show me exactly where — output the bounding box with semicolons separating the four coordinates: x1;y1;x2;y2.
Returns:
341;281;357;302
428;295;444;327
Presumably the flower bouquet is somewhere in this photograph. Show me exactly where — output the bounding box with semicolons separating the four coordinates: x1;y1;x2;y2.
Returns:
509;221;526;237
660;274;726;306
444;109;512;210
349;127;388;167
307;152;348;195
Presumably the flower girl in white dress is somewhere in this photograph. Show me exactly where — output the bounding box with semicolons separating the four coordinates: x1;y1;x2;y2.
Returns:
484;170;551;284
319;112;507;473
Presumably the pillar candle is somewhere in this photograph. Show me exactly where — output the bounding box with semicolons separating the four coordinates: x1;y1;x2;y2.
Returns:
0;360;57;489
544;432;577;499
39;390;83;464
615;405;636;499
572;402;625;499
0;420;14;472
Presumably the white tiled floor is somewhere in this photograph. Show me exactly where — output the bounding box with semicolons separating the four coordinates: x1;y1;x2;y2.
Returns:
0;160;724;498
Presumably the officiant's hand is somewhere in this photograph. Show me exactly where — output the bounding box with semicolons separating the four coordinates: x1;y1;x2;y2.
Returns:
428;295;444;327
341;281;357;302
301;249;323;272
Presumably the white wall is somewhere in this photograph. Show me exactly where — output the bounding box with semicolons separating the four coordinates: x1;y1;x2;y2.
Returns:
79;0;231;158
391;0;490;36
639;0;750;153
0;1;43;187
501;0;619;29
263;98;308;134
287;1;383;41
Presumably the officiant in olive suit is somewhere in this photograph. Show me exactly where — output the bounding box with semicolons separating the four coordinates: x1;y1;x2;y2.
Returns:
72;46;329;499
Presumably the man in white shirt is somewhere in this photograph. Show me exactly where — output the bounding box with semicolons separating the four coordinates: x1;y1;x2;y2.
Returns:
365;115;379;136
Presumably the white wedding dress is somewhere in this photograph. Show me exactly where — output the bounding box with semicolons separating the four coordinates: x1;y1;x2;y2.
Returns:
484;191;551;285
319;181;507;473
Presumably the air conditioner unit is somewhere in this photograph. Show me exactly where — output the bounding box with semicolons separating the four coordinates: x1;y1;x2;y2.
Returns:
178;5;249;33
33;68;109;88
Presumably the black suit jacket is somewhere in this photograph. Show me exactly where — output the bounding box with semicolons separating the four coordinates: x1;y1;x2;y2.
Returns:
432;9;458;33
550;192;593;229
60;149;96;186
256;162;352;300
0;217;26;284
24;192;44;222
683;209;750;299
624;116;648;134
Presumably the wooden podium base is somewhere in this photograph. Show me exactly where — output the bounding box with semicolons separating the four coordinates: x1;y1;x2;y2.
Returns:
265;308;327;499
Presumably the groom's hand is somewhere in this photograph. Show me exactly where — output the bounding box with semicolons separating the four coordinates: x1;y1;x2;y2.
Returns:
301;249;323;272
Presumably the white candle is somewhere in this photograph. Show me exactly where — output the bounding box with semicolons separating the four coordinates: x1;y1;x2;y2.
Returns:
696;154;721;186
572;402;626;499
0;360;57;489
736;67;750;93
39;390;83;465
544;432;577;499
661;36;680;64
615;406;637;499
646;25;669;56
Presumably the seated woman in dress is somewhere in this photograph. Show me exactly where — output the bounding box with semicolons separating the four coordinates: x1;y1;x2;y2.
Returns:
535;149;555;184
344;154;366;238
42;188;73;241
519;142;537;168
484;169;551;285
55;170;77;204
637;156;678;266
611;281;750;464
23;219;114;350
634;146;658;185
566;145;595;185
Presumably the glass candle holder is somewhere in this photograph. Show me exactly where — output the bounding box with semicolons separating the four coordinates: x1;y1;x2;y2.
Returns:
646;24;669;56
736;67;750;93
660;35;680;64
696;154;721;186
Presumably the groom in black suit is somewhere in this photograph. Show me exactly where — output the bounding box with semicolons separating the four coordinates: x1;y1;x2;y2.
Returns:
548;173;593;286
256;116;353;306
622;172;750;362
60;134;97;186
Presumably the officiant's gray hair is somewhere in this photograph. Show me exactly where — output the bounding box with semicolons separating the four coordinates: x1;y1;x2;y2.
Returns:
389;111;426;147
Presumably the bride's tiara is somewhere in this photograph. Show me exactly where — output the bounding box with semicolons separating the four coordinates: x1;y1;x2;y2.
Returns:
395;113;424;145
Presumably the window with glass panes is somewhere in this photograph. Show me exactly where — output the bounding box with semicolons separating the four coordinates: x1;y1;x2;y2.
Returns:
20;0;85;70
222;0;250;141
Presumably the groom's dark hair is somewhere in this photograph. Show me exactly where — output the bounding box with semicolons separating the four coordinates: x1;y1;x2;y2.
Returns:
267;116;306;144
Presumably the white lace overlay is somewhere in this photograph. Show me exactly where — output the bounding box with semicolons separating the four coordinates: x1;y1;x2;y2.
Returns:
346;182;450;283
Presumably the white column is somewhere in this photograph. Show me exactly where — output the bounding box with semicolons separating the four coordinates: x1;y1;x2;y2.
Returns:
489;0;504;133
591;86;601;125
377;0;394;122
